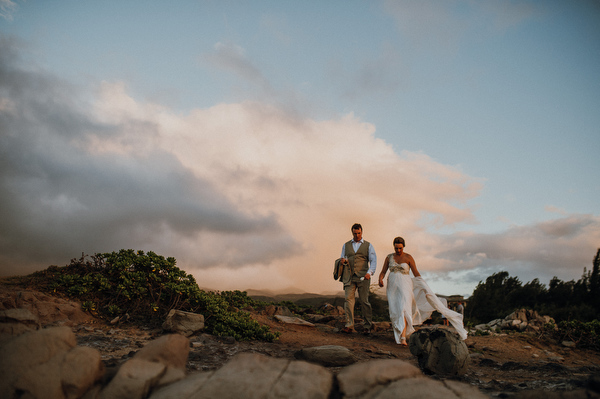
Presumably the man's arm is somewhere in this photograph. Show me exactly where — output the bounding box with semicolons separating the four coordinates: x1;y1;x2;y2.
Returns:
365;244;377;279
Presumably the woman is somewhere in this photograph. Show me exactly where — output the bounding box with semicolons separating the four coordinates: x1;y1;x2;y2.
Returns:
379;237;467;346
378;237;419;346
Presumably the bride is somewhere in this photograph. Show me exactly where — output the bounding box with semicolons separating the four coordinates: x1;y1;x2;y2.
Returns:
378;237;467;346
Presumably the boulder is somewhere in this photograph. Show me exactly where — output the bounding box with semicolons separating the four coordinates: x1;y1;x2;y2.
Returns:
319;303;344;316
337;359;423;398
369;377;489;399
274;315;315;326
294;345;356;367
61;346;105;399
263;305;294;317
0;289;94;327
149;372;215;399
159;352;333;399
0;307;41;327
0;307;41;339
162;309;204;337
0;326;103;399
409;327;470;376
304;314;336;324
99;358;166;399
99;334;190;398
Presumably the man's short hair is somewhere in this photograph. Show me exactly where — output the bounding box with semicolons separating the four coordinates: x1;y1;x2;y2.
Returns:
351;223;362;231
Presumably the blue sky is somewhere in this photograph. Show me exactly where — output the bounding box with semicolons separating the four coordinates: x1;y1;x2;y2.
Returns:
1;0;599;296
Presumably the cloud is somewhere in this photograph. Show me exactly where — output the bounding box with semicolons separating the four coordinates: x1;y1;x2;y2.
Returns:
0;36;484;292
2;36;597;297
203;41;271;91
0;0;17;21
431;214;600;286
0;37;295;275
329;42;406;101
383;0;538;48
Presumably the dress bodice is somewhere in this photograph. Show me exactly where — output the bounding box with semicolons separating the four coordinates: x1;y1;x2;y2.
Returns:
388;255;409;275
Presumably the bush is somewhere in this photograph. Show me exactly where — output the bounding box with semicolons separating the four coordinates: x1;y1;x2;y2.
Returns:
550;320;600;350
19;250;280;342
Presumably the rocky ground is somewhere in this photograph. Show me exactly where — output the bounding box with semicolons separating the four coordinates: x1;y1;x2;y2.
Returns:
2;284;600;398
76;317;600;398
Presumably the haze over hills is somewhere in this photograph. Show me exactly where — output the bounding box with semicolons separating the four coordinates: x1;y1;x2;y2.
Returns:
244;288;345;304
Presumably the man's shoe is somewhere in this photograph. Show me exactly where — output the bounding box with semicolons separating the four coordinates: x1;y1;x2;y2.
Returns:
341;327;354;334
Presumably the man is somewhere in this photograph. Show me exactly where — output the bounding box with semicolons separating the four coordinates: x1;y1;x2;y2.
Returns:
338;223;377;334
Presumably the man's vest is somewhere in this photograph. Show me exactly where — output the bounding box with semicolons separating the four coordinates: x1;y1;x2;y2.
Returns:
343;240;371;279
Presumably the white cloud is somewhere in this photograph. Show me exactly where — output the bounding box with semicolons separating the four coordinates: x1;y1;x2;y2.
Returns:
1;36;597;298
84;83;485;293
203;41;270;90
0;0;17;21
431;214;600;289
383;0;538;48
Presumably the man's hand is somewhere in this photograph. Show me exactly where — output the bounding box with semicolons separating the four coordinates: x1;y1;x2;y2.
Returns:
364;273;371;280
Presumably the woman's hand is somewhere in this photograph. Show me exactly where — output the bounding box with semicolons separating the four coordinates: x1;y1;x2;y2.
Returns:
378;278;384;288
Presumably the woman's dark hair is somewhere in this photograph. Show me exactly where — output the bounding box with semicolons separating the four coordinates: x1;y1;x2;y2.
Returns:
393;236;405;246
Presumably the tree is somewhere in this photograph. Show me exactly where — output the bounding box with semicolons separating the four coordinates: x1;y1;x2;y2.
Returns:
590;248;600;308
467;271;523;324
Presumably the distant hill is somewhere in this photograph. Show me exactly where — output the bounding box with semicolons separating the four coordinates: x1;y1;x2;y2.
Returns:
245;289;347;307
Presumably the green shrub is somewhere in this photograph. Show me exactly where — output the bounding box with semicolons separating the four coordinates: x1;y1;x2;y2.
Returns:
20;250;280;342
550;320;600;350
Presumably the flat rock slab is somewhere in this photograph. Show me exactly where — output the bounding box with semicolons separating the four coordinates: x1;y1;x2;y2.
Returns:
274;315;315;326
295;345;356;367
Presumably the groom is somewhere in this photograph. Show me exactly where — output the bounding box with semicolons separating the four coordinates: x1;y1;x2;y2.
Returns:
338;223;377;334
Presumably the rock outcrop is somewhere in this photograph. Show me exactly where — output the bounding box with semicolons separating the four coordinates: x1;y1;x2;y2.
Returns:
474;308;555;333
0;287;94;327
409;326;470;376
294;344;356;366
0;325;490;399
0;326;104;399
162;309;205;337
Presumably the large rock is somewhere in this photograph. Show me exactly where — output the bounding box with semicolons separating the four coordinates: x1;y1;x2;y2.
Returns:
337;359;486;398
150;352;333;399
362;377;488;399
0;288;93;327
162;309;204;337
133;333;190;386
149;372;215;399
337;359;423;398
99;334;190;399
409;327;470;376
263;305;294;317
294;345;356;367
275;315;315;326
0;307;41;339
99;358;167;399
0;326;103;399
61;346;105;399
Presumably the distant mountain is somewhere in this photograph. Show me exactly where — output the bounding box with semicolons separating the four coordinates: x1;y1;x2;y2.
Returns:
244;288;346;307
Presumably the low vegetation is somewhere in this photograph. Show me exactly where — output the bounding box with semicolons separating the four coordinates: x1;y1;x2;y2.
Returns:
465;248;600;350
6;250;280;342
5;247;599;350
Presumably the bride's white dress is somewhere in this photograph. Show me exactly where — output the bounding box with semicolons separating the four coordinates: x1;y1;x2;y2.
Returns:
386;255;468;343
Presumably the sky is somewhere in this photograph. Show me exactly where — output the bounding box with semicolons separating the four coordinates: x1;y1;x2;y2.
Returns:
0;0;599;297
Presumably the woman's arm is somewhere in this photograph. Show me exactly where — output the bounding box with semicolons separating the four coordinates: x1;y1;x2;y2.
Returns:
378;255;390;287
408;254;421;277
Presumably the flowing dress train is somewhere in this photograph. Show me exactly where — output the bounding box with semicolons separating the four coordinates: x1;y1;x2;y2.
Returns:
386;255;468;343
